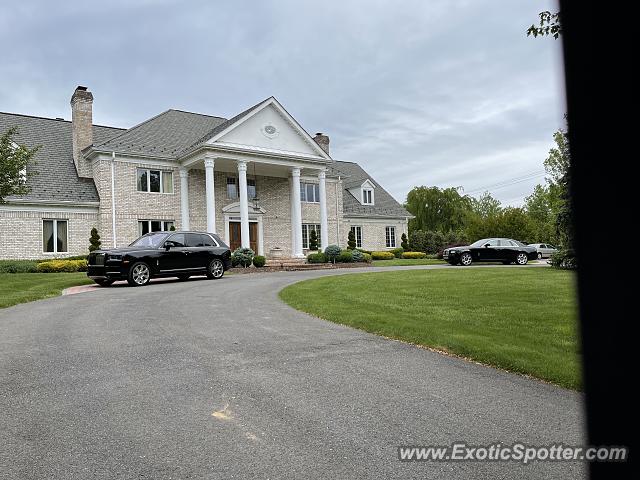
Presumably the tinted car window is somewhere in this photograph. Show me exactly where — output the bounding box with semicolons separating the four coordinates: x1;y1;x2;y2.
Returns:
167;233;186;247
130;232;169;248
185;233;203;247
500;240;515;246
200;234;216;247
485;239;500;247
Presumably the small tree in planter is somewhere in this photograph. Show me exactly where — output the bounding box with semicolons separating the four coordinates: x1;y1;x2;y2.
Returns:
309;229;319;251
324;245;341;264
347;230;356;250
89;227;101;252
401;233;409;250
169;225;176;231
231;247;254;268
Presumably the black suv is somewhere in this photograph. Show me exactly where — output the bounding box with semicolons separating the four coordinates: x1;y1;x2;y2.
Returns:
87;231;232;287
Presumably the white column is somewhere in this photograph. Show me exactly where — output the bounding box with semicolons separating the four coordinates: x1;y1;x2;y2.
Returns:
204;157;216;233
318;170;329;250
290;167;304;258
179;167;190;230
238;160;250;249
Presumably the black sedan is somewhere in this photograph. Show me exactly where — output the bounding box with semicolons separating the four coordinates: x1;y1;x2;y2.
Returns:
87;231;232;287
443;238;538;266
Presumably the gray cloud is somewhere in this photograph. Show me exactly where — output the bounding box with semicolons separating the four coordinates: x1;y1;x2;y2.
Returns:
0;0;564;206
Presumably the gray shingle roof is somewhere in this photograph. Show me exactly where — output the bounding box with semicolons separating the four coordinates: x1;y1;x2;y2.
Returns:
96;109;227;158
329;161;411;218
0;112;123;203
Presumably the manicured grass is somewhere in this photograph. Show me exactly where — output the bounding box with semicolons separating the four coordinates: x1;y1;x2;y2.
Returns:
0;273;93;309
372;258;445;266
280;268;580;389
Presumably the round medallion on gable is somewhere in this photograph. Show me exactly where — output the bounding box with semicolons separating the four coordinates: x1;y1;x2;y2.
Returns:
261;124;279;139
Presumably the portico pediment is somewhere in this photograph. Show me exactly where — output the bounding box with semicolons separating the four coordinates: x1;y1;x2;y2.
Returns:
222;201;266;215
205;98;331;161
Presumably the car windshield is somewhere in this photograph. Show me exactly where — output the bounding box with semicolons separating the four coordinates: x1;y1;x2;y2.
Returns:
130;232;169;248
469;238;491;248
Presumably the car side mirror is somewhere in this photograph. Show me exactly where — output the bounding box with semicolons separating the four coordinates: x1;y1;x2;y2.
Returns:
164;241;176;250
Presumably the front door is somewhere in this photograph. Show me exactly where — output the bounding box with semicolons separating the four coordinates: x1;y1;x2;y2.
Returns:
229;222;258;253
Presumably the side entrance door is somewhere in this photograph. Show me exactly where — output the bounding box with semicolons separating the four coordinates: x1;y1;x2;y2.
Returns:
229;222;258;253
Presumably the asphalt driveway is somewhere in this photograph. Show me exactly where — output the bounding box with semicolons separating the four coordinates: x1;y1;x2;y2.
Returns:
0;265;585;479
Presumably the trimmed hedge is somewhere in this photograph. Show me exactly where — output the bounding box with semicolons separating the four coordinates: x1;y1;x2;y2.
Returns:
371;251;395;260
401;251;427;259
36;259;88;273
231;247;254;267
0;260;39;273
252;255;266;268
307;252;327;264
355;248;372;255
390;247;404;258
362;253;372;263
337;250;354;263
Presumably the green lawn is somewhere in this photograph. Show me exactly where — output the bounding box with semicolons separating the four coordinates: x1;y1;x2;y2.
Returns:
280;268;580;389
0;273;93;309
372;258;445;267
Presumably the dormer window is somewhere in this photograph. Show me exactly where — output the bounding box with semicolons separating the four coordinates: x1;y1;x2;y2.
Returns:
362;188;373;205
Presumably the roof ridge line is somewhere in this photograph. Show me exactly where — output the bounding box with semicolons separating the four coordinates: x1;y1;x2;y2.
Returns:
94;109;175;148
0;111;125;130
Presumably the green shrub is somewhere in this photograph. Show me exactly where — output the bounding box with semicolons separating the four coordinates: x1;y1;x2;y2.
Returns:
337;250;354;263
362;253;372;263
550;248;577;270
390;247;404;258
307;252;327;264
309;229;319;251
89;227;101;252
401;251;427;259
0;260;39;273
64;254;90;261
324;245;341;263
347;230;356;250
231;247;254;267
355;248;372;255
371;251;395;260
36;259;87;273
252;255;266;268
351;249;364;262
401;233;409;250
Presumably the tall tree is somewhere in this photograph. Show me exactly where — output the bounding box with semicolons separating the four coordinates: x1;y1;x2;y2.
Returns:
0;127;39;203
470;191;502;218
405;186;472;233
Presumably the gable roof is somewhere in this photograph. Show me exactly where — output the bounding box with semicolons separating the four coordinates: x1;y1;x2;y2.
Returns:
0;112;123;203
95;109;227;158
329;161;411;218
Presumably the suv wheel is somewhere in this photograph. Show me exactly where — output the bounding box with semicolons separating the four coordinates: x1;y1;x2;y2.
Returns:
128;262;151;286
516;253;529;265
206;258;224;279
460;252;473;266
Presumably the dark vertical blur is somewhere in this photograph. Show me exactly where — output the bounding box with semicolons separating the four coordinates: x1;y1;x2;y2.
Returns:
560;1;634;477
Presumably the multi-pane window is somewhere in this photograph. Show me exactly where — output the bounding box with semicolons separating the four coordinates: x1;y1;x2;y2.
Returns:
43;219;68;253
226;177;256;199
350;226;363;248
362;188;373;205
300;182;320;203
385;226;396;248
138;220;175;236
136;168;173;193
302;224;321;249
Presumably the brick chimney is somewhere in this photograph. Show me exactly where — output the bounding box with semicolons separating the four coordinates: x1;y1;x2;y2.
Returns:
313;132;330;155
71;86;94;178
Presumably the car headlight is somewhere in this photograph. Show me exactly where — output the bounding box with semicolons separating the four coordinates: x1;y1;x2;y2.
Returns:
107;254;123;261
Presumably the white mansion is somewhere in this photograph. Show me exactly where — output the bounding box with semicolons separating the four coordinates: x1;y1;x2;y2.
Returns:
0;87;410;260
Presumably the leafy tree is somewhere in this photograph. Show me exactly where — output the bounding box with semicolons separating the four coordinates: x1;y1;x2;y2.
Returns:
527;11;562;39
346;229;356;250
309;229;319;251
405;186;472;233
470;192;502;218
89;227;101;252
400;233;409;250
465;207;535;244
1;127;39;203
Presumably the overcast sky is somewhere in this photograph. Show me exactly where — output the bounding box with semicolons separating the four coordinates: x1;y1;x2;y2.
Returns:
0;0;564;206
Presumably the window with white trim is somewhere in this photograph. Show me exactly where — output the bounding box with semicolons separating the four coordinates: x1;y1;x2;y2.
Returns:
302;224;321;249
385;226;396;248
350;226;362;248
300;182;320;203
138;220;175;236
362;188;374;205
43;219;68;253
136;168;173;193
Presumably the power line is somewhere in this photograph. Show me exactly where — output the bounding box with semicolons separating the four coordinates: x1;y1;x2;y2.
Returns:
464;171;545;196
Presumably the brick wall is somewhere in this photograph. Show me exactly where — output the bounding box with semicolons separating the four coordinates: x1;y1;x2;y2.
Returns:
342;217;408;252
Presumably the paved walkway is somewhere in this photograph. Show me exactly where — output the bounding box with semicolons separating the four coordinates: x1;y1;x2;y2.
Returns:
0;264;585;479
